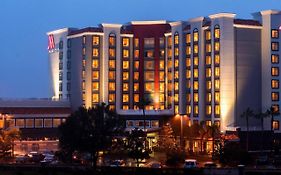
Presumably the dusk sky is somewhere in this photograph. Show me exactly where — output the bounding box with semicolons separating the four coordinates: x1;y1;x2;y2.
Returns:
0;0;280;98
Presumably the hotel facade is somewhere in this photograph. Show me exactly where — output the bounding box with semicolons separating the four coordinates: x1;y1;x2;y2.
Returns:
47;10;281;133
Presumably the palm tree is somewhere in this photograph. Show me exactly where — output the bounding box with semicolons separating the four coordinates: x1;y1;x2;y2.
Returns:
207;124;220;158
240;107;254;152
255;110;270;152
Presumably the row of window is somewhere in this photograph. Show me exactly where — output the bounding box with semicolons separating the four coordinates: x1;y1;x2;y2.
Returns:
126;120;159;128
9;118;66;128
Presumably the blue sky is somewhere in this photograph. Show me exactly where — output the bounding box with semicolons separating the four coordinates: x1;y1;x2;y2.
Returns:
0;0;280;98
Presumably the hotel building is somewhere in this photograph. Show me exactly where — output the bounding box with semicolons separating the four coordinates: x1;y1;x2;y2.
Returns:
47;10;281;133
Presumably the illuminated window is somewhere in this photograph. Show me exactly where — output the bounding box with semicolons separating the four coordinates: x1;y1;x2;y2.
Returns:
134;72;139;81
109;94;115;102
53;119;61;128
194;105;199;115
159;94;165;103
186;33;191;44
194;69;198;78
123;83;129;91
215;54;220;64
214;42;220;51
134;94;139;102
175;48;179;56
174;34;179;45
194;81;199;90
123;61;129;69
83;36;86;44
186;58;191;67
193;45;199;54
159;71;165;81
109;60;115;69
215;105;220;115
44;119;52;128
82;71;85;79
92;60;99;69
194;57;199;66
122;38;129;47
205;30;211;40
92;94;99;103
93;36;99;45
134;61;139;70
168;72;173;81
168;49;172;57
134;38;139;47
272;42;279;51
272;79;279;89
215;92;220;103
272;29;279;38
160;49;165;57
174;94;179;102
186;46;191;55
109;48;115;57
109;105;115;111
175;105;179;114
272;67;279;76
82;81;85;90
109;35;115;46
122;105;129;110
108;71;115;80
214;26;220;39
123;49;129;58
145;50;154;57
214;121;220;127
206;68;211;78
273;120;280;130
193;29;199;42
272;54;279;64
92;71;99;80
175;59;179;68
82;48;86;56
134;83;139;91
145;83;154;92
159;60;165;70
108;82;115;91
145;72;154;81
175;82;179;91
272;104;280;113
134;50;139;58
194;93;199;102
168;60;172;68
82;60;86;67
206;43;211;53
187;93;191;103
186;70;191;78
272;92;279;101
25;119;34;128
92;48;99;57
206;93;211;103
215;67;220;77
215;80;220;90
206;56;211;65
206;120;212;126
206;106;212;115
92;82;99;91
168;36;172;46
123;72;129;80
123;94;129;103
206;81;211;90
145;61;154;70
174;71;179;79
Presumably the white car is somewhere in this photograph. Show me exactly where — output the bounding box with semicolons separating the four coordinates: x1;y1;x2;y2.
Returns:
184;159;197;168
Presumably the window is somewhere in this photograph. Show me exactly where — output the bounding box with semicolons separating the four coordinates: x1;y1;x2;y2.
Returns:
123;61;129;69
205;56;211;65
174;82;179;91
53;119;61;128
272;67;279;76
175;59;179;68
206;120;212;126
206;43;211;53
193;45;199;54
123;94;129;103
59;62;63;70
175;105;179;114
92;71;99;80
194;105;199;115
174;33;179;45
215;105;220;115
123;72;129;81
193;29;199;42
92;82;99;91
160;49;165;57
187;94;191;103
272;104;280;113
272;79;279;89
25;119;34;128
127;120;134;127
194;93;199;102
134;94;139;103
160;38;165;47
59;83;63;91
122;105;129;110
109;34;116;46
206;93;212;103
215;55;220;64
214;26;220;39
151;120;159;128
168;49;172;57
272;54;279;64
186;33;191;44
159;93;165;102
134;38;139;48
133;72;139;81
109;60;115;69
186;70;191;79
145;50;154;57
214;121;220;127
159;60;165;70
272;92;279;101
144;38;155;48
92;93;99;103
186;58;191;67
273;120;280;130
123;83;129;91
44;119;52;128
206;81;211;90
174;71;179;79
59;72;63;80
134;61;139;70
186;46;191;55
214;42;220;51
175;48;179;56
205;30;211;40
194;69;198;78
134;50;139;58
215;80;220;90
109;48;115;57
194;57;199;66
145;82;154;92
123;49;129;58
93;36;99;45
272;29;279;38
168;36;172;46
194;81;199;90
206;68;211;78
109;94;115;103
159;71;165;81
215;67;220;77
145;61;154;70
92;60;99;69
174;94;179;102
122;38;129;47
108;71;115;80
215;92;220;103
134;83;139;91
272;42;279;51
92;48;99;57
35;119;43;128
83;36;86;44
109;82;115;91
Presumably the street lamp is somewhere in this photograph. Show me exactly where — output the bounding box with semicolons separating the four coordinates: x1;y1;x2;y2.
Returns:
176;114;187;150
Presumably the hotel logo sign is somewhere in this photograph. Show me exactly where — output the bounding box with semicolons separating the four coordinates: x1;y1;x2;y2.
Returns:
48;34;55;50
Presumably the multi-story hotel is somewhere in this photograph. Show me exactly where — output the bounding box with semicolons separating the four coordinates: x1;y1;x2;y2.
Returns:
47;10;281;133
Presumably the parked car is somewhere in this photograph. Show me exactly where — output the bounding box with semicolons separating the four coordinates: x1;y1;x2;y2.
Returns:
183;159;197;168
15;155;29;163
146;161;163;168
204;161;217;168
40;155;55;165
110;160;125;167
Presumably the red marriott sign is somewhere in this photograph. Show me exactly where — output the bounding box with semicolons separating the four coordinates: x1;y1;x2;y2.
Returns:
48;34;55;50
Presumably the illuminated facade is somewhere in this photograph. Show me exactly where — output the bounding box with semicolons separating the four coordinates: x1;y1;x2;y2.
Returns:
47;10;281;132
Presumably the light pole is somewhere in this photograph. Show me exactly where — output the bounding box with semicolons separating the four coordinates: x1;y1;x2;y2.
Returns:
176;114;186;150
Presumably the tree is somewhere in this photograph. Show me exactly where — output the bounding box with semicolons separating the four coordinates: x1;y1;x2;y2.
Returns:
58;104;123;167
157;123;176;151
241;107;254;151
0;128;21;160
255;110;270;152
207;124;220;158
126;128;150;167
